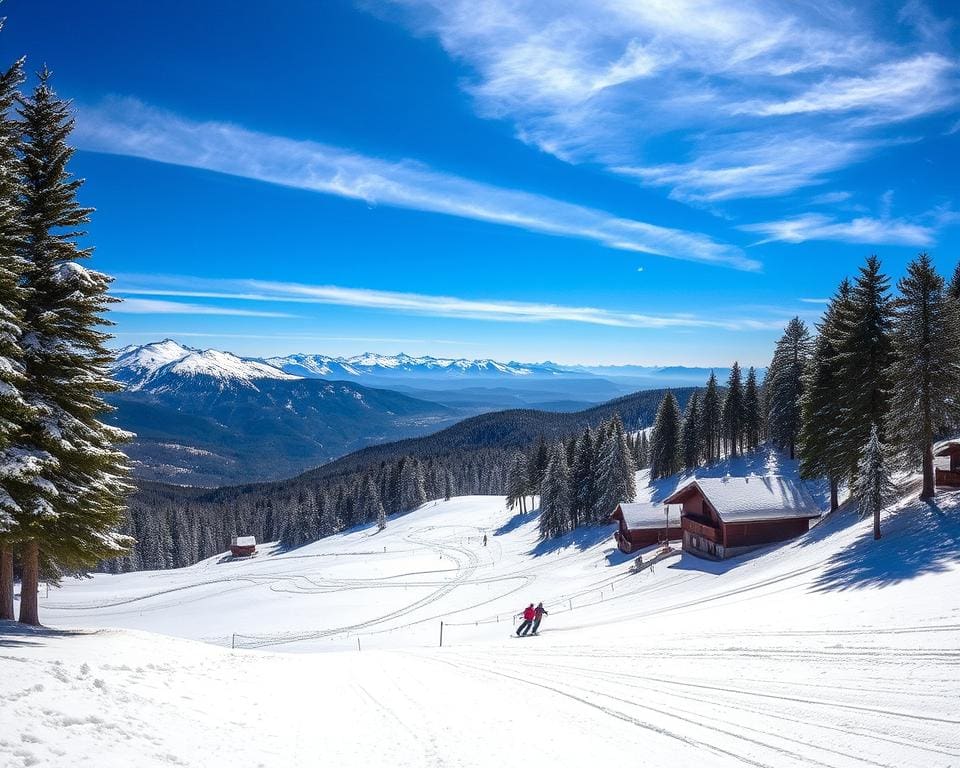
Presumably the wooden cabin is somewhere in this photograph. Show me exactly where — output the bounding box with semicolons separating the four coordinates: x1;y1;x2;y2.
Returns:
230;535;257;557
662;476;820;560
934;441;960;488
609;502;682;554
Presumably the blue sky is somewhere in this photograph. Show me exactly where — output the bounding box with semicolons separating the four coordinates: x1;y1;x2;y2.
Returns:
2;0;958;366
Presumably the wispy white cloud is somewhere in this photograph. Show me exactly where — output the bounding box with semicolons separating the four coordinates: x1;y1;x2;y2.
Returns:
113;297;297;318
740;212;934;246
809;191;853;205
380;0;959;201
799;297;830;304
731;54;957;120
112;274;789;331
614;134;877;203
74;98;755;270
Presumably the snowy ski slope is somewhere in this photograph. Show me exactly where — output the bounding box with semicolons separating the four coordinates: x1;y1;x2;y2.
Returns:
3;464;960;767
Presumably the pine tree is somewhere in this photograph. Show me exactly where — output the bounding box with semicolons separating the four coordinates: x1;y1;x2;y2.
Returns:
399;457;426;511
0;55;29;621
649;392;682;479
14;71;132;624
887;253;960;499
636;431;650;468
855;426;895;540
799;280;853;510
837;255;893;481
538;444;570;539
680;391;701;470
766;318;812;460
570;428;598;527
700;373;722;463
722;362;744;457
528;437;549;506
743;366;762;452
948;262;960;302
597;415;637;521
506;451;529;514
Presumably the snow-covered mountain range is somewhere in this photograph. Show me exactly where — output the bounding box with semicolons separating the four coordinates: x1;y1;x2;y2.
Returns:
113;340;299;393
113;340;749;394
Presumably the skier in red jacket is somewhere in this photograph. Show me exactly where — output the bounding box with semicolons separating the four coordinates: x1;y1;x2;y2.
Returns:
516;604;536;636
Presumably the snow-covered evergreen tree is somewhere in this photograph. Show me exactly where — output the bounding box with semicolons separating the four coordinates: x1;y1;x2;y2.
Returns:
799;280;853;510
528;437;549;505
743;366;762;451
649;391;682;479
596;415;636;521
538;443;570;539
399;457;426;511
700;372;722;463
766;318;812;460
570;427;598;527
506;450;529;513
680;391;701;470
838;257;893;484
636;431;649;468
722;362;744;457
887;253;960;499
14;71;132;624
0;55;28;620
855;425;895;540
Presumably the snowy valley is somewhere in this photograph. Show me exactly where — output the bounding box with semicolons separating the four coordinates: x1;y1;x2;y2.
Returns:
3;459;959;768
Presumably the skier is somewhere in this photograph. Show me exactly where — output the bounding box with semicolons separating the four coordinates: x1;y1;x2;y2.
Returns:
516;603;536;636
483;533;488;547
532;602;548;635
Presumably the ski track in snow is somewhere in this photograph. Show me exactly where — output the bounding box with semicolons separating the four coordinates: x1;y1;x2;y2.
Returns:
3;472;960;768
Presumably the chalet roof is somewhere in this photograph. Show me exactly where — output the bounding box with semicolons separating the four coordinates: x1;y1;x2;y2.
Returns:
934;439;960;456
663;476;821;523
232;536;256;547
613;502;675;530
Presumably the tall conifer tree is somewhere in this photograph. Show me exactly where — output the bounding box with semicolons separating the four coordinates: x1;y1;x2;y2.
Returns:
15;71;132;624
766;318;812;460
743;367;761;451
799;280;853;510
722;362;744;457
0;55;30;621
649;392;682;479
700;373;722;463
887;253;960;499
680;391;701;470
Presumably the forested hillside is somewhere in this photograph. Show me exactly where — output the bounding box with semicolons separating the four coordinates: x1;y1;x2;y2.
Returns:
111;387;696;571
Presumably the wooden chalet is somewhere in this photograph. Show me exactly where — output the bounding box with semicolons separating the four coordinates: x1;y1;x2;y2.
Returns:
934;441;960;488
609;503;681;554
662;476;820;560
230;535;257;557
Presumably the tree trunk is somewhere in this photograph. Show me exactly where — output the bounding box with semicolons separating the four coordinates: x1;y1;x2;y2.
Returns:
18;539;40;626
0;543;14;621
920;442;935;500
829;478;839;512
873;506;882;541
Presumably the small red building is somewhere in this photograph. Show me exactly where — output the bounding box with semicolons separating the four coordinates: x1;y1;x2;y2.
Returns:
663;476;820;560
230;535;257;557
934;441;960;488
609;502;682;554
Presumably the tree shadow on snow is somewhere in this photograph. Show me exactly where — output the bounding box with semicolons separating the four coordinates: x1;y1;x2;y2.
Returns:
527;524;616;558
812;496;960;592
495;508;538;536
0;620;86;647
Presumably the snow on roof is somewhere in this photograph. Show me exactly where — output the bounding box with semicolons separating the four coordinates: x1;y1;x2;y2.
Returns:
665;476;821;523
232;536;256;547
614;502;674;529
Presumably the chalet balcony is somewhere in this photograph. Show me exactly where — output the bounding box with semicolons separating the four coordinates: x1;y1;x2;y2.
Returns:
682;516;721;543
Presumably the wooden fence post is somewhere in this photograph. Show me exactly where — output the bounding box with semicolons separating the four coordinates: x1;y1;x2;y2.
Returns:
439;621;444;648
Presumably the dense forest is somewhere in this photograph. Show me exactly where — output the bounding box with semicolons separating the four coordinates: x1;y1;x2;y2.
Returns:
109;388;695;571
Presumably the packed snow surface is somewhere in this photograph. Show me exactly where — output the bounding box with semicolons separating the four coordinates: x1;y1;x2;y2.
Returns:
3;466;960;767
